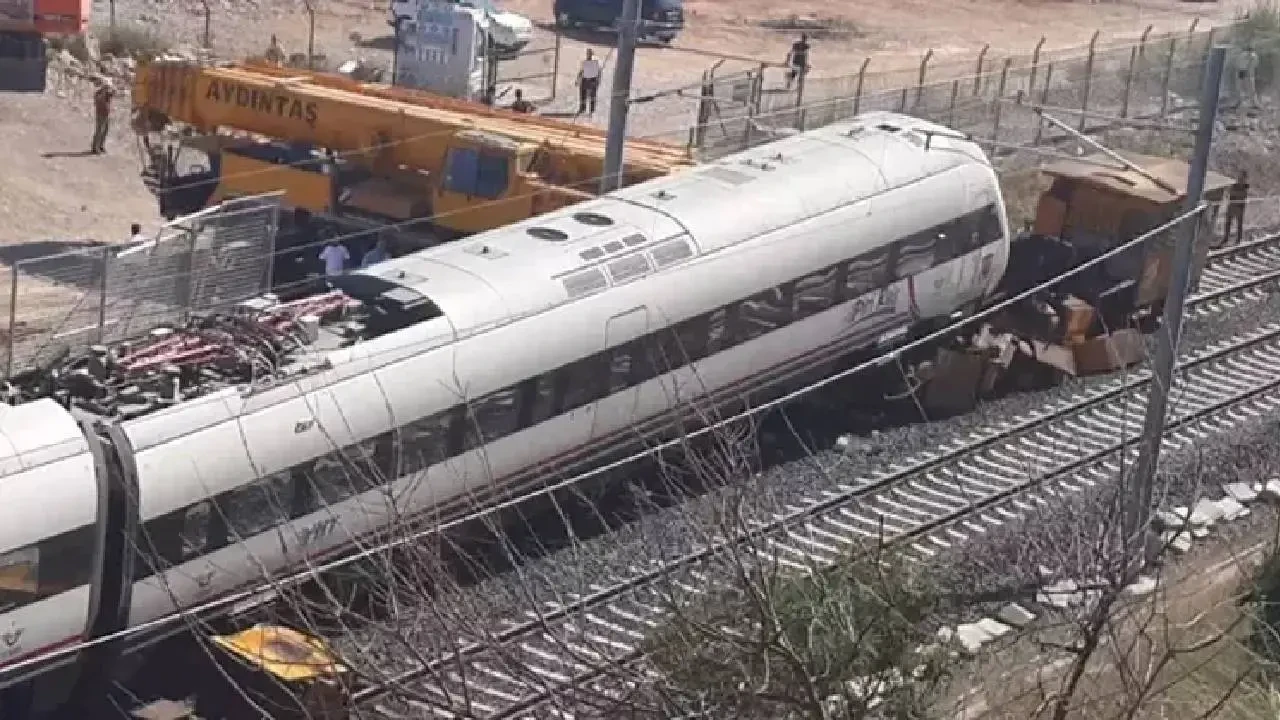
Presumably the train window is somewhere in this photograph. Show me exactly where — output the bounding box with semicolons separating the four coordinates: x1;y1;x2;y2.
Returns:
295;454;361;516
521;375;558;427
133;512;186;579
222;473;294;540
737;284;794;342
399;411;453;475
466;387;522;447
793;265;842;320
672;315;710;363
607;342;639;392
0;546;39;609
706;306;736;354
558;353;610;411
342;438;389;492
845;248;890;297
979;204;1003;244
179;501;222;559
894;231;937;278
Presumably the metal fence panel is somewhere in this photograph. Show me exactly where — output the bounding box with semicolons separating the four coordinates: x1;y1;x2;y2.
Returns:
2;193;281;378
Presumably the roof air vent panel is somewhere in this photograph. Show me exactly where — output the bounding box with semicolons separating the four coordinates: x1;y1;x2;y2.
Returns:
562;268;609;298
573;211;614;227
528;227;569;241
579;247;606;261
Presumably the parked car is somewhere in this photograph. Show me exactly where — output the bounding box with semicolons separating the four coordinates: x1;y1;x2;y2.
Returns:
552;0;684;43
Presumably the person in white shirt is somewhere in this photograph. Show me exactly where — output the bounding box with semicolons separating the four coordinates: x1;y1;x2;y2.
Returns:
577;49;602;115
319;240;350;277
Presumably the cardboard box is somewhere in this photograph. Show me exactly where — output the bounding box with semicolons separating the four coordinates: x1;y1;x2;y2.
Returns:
1061;296;1095;343
1073;328;1145;374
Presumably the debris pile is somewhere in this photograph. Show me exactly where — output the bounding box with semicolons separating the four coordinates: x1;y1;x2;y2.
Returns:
7;290;360;418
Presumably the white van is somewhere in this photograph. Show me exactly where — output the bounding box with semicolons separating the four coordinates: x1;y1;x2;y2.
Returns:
388;0;534;54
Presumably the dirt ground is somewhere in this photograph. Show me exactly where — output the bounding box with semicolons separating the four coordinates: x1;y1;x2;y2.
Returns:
0;0;1259;247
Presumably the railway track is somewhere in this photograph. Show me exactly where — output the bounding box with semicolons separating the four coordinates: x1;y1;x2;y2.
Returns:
351;230;1280;719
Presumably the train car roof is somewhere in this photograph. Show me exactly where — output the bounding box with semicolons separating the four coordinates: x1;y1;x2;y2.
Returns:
1040;151;1236;204
333;111;991;337
609;111;993;254
0;399;89;474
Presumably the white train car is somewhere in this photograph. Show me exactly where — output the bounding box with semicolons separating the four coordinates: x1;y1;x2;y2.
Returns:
0;112;1011;717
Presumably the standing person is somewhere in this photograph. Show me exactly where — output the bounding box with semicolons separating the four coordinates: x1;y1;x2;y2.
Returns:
264;34;286;67
1224;171;1249;246
576;49;602;116
1235;43;1260;111
785;33;810;91
509;88;535;113
319;238;350;277
361;235;391;268
90;76;114;155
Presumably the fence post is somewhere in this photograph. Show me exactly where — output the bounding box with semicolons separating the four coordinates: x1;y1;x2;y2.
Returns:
1079;30;1099;132
1025;36;1045;102
741;69;761;148
200;0;212;49
1160;36;1178;118
852;57;870;116
973;44;989;96
915;48;933;107
1121;45;1138;118
109;0;116;34
898;87;908;112
303;0;316;69
5;264;17;379
947;78;959;126
990;57;1011;147
550;30;561;99
1034;62;1053;145
97;248;110;343
1139;24;1154;58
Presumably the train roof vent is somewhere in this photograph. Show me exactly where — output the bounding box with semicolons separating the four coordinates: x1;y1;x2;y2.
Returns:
649;236;694;269
579;247;606;261
622;232;646;247
607;253;653;284
573;211;614;227
463;243;509;259
700;166;755;186
528;227;570;241
876;123;901;132
562;267;609;298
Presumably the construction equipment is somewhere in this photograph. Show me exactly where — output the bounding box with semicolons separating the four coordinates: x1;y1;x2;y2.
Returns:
0;0;89;92
131;60;694;253
912;147;1235;418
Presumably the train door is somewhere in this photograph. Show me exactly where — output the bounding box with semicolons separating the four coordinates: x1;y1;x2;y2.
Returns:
595;306;650;437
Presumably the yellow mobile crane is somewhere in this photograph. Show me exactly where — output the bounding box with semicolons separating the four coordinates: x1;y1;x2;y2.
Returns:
131;60;695;247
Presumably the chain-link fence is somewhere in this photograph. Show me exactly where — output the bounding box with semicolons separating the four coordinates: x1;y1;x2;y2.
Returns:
495;32;563;104
692;21;1245;160
0;193;282;378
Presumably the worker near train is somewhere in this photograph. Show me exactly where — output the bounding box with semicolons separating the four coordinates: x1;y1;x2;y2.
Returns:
90;76;114;155
361;236;391;268
319;238;350;277
1224;171;1249;246
576;49;602;116
785;34;811;91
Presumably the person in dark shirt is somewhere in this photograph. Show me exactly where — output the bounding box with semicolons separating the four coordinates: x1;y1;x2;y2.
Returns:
91;77;114;154
785;34;810;91
1224;170;1249;246
509;89;535;114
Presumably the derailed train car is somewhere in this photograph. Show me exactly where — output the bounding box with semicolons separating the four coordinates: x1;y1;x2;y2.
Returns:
0;111;1011;717
0;110;1229;716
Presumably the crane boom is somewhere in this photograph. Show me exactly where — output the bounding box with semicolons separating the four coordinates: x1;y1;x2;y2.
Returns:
133;61;695;232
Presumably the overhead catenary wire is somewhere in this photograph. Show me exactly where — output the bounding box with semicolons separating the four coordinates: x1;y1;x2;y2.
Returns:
0;201;1216;678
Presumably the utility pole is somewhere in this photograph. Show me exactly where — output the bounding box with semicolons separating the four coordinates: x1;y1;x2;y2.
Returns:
1126;45;1226;568
600;0;640;194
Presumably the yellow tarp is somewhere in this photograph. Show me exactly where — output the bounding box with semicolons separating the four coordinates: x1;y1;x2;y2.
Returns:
210;624;348;683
